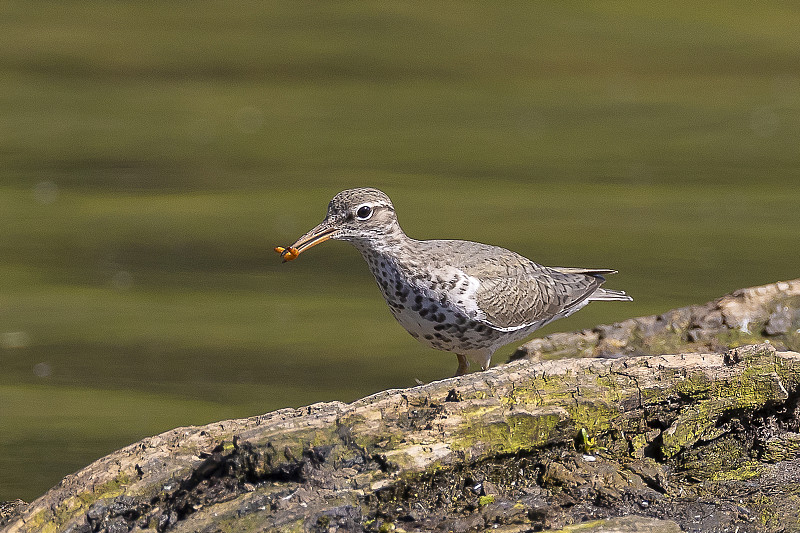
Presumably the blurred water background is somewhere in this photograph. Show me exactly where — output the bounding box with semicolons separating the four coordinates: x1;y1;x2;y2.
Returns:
1;2;799;501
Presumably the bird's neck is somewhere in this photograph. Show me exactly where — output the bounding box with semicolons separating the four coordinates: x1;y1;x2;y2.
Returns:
350;226;420;270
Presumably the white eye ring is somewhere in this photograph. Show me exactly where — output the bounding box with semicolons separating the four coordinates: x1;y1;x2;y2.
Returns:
355;204;374;220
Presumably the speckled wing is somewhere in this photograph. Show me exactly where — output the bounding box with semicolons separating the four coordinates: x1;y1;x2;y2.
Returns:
431;241;605;331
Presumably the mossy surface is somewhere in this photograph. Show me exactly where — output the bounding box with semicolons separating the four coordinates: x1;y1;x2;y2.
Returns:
451;409;568;454
761;432;800;463
20;470;139;533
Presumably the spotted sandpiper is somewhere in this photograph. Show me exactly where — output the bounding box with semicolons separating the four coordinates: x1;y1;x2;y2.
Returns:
277;188;632;376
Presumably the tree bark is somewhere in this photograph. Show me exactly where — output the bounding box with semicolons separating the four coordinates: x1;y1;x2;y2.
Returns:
3;279;800;533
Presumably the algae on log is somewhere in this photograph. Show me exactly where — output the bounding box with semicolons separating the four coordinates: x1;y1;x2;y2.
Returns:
4;344;800;533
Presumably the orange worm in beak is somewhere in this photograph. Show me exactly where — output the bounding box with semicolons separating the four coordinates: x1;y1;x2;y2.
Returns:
274;246;300;262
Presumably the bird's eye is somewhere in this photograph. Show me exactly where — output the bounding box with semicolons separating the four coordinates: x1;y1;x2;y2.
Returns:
356;205;373;220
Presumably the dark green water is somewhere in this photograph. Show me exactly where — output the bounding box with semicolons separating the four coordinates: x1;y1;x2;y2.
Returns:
1;2;799;501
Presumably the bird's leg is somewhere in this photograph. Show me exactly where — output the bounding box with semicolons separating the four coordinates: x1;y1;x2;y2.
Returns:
455;354;469;376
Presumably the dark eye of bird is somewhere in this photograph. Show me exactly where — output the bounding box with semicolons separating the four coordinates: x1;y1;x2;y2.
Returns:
356;205;373;220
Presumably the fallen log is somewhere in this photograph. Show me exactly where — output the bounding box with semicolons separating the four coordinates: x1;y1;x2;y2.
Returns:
3;279;800;533
513;278;800;360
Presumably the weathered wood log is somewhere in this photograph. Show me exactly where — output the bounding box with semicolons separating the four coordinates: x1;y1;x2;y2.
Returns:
3;279;800;533
513;278;800;361
5;344;800;533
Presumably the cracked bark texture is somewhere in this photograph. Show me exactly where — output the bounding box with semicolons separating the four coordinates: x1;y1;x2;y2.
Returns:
3;279;800;533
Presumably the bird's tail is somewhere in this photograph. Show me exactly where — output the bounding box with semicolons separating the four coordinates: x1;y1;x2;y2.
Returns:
551;267;617;276
550;266;633;301
589;288;633;302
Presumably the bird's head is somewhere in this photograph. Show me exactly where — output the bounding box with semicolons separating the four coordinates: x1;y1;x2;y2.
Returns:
276;188;401;262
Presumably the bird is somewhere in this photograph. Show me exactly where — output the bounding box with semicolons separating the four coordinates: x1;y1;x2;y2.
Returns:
276;187;632;376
